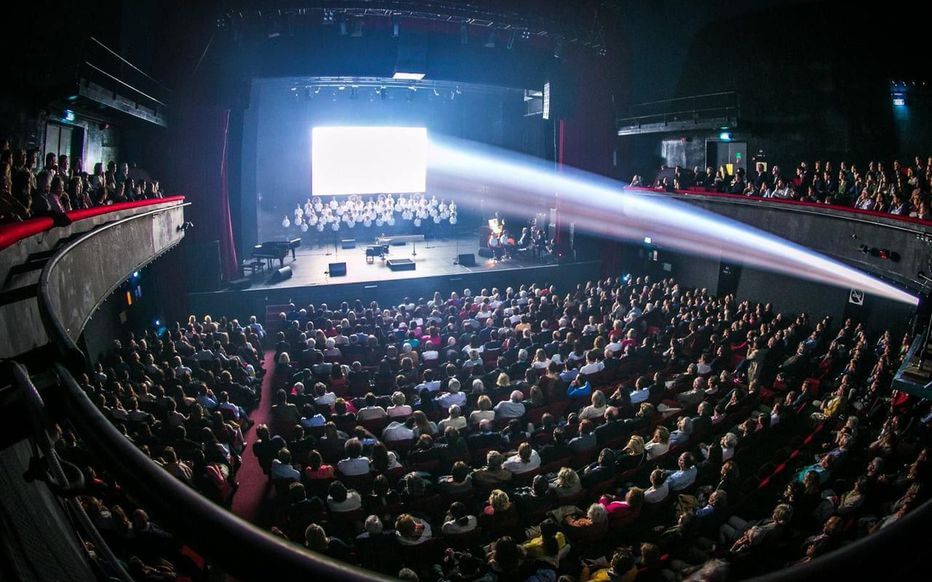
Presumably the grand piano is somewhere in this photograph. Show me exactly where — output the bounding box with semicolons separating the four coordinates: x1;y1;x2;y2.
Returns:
253;238;301;268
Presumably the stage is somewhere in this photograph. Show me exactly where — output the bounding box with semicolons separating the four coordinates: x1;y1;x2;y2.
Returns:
188;234;601;318
250;235;529;289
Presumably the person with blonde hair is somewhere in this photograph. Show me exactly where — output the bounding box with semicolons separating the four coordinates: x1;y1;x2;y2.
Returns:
580;390;607;420
469;394;495;426
480;489;521;534
551;466;583;501
617;434;647;472
387;391;412;418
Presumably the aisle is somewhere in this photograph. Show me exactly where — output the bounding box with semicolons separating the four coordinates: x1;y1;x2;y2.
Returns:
230;350;277;524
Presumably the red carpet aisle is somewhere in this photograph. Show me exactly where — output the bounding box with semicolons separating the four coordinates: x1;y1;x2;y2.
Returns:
230;350;277;524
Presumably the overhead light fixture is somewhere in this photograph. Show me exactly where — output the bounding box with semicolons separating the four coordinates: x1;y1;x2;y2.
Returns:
393;71;425;81
63;109;76;122
719;131;733;141
542;82;551;120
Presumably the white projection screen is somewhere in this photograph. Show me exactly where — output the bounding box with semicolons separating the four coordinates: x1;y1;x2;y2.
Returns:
311;126;428;195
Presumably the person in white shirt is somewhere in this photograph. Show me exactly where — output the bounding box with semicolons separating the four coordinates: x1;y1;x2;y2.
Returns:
356;393;387;421
387;391;412;418
579;390;608;421
415;369;442;393
436;378;466;409
644;469;670;504
441;501;478;535
494;390;526;420
578;350;605;376
327;481;363;513
336;438;371;476
645;427;671;460
469;395;495;426
314;384;337;407
503;442;541;474
382;417;416;442
438;405;468;432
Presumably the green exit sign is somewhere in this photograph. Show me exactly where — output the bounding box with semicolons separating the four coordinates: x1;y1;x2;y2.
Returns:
735;152;743;160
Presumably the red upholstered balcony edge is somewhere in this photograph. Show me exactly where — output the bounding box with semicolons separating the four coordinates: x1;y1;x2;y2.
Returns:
626;187;932;227
0;196;186;251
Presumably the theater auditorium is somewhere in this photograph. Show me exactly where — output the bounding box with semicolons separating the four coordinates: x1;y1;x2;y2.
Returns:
1;1;931;581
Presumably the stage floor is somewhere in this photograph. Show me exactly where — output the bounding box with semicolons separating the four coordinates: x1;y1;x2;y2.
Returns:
244;235;547;291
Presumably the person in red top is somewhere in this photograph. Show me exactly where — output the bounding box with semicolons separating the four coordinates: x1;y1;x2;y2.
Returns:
599;487;645;527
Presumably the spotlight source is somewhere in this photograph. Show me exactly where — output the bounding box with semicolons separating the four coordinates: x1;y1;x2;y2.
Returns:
393;71;425;81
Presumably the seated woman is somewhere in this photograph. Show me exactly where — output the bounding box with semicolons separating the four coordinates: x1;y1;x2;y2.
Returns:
598;487;645;527
562;503;609;543
644;469;670;505
579;390;608;421
304;523;354;562
645;426;671;460
387;391;412;418
521;519;570;569
442;501;478;536
394;513;433;546
479;489;522;536
581;448;617;488
438;461;475;496
516;474;558;516
550;467;583;502
326;479;363;513
503;442;541;475
616;434;647;472
469;395;495;426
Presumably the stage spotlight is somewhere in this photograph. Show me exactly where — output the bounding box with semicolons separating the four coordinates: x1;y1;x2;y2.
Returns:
314;86;321;94
553;37;564;59
393;21;400;38
433;88;440;97
507;32;516;50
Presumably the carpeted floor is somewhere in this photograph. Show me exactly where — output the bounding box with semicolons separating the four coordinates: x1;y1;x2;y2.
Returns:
230;350;277;525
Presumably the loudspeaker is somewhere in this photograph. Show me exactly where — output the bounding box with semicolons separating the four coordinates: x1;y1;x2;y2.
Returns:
477;248;493;258
228;277;251;291
341;239;356;249
328;262;347;277
268;266;293;284
457;253;476;266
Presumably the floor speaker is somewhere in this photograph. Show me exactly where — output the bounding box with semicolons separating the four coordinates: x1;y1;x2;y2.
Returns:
457;253;476;266
268;266;293;284
341;239;356;249
329;262;347;277
477;248;493;258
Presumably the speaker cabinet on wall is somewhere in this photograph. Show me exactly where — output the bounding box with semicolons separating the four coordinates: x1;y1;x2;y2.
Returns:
328;262;347;277
268;266;293;284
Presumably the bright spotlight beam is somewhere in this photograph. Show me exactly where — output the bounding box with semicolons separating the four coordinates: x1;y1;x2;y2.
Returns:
426;137;918;306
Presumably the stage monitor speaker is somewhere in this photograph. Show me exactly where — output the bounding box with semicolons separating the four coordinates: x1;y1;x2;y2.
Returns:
387;258;416;271
328;262;347;277
477;248;493;259
341;239;356;249
268;266;293;284
228;277;251;291
457;253;476;266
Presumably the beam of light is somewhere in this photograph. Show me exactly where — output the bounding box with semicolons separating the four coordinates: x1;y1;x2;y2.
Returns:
425;137;918;306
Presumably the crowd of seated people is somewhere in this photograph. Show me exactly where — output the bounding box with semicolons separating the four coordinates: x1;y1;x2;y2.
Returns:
236;276;931;580
640;155;932;219
53;314;267;579
0;138;165;223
